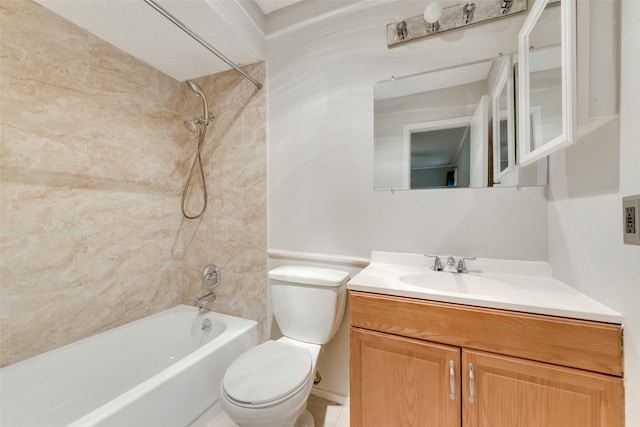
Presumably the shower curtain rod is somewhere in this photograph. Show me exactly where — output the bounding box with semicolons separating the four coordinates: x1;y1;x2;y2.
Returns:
143;0;263;90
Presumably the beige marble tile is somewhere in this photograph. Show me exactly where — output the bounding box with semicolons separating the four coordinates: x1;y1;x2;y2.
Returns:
1;0;267;366
181;65;267;341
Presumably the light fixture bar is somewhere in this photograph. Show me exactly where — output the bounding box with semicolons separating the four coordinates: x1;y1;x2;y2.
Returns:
387;0;528;47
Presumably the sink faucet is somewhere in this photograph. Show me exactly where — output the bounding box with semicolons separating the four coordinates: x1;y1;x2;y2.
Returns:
195;292;216;311
427;254;476;273
425;254;476;273
444;256;457;273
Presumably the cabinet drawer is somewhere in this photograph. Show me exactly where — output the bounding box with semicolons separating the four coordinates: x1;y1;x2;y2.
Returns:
349;291;623;376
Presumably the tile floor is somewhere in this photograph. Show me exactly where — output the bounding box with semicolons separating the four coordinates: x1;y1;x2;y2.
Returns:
209;395;350;427
306;395;350;427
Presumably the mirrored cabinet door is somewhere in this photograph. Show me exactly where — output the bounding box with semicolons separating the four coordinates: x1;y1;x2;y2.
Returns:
490;56;515;182
517;0;576;166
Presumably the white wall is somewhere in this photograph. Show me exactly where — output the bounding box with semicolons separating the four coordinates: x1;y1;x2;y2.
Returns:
547;1;640;424
267;1;548;261
266;1;548;401
267;1;637;416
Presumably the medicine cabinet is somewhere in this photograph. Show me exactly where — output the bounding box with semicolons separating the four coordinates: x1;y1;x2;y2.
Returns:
517;0;618;167
517;0;575;166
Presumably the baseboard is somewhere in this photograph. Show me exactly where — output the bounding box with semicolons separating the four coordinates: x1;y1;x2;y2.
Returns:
310;387;350;406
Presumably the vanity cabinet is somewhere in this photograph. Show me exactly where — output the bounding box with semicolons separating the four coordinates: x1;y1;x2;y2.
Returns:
349;291;624;427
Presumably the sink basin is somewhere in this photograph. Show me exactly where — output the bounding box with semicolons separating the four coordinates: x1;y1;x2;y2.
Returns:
400;272;507;296
399;271;572;298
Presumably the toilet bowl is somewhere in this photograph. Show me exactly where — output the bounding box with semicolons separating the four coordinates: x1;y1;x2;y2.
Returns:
219;337;320;427
219;266;349;427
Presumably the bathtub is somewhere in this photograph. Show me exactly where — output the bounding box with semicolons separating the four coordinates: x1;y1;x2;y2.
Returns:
0;305;257;427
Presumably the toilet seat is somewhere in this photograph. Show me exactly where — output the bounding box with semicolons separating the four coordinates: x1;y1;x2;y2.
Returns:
221;340;313;409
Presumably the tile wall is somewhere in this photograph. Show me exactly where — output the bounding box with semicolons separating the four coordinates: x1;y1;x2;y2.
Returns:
178;64;267;339
0;0;267;366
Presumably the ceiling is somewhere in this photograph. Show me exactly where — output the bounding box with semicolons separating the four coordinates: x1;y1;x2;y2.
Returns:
33;0;358;83
254;0;304;15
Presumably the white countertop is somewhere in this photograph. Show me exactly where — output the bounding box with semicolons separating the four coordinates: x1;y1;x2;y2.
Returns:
347;251;623;324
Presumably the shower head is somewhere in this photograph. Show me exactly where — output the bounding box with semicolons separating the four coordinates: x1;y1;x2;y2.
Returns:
186;79;209;126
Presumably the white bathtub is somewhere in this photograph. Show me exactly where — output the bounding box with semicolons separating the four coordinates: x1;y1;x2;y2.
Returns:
0;305;257;427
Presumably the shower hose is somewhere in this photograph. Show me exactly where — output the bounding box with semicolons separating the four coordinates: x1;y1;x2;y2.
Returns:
181;124;208;219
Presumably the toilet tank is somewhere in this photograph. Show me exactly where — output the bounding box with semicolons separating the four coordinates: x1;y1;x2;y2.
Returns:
269;266;349;345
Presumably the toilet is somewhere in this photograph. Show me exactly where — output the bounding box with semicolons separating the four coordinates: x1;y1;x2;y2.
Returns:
219;266;349;427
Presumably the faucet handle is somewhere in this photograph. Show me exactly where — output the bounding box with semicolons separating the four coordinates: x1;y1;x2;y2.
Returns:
425;254;443;271
457;257;476;273
202;264;221;290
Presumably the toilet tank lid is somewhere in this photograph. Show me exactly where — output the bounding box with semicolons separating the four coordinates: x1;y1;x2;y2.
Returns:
269;266;350;287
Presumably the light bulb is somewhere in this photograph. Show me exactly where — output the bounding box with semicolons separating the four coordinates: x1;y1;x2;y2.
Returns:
423;2;442;24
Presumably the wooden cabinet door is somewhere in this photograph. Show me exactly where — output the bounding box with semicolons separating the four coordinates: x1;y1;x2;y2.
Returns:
462;349;624;427
350;328;461;427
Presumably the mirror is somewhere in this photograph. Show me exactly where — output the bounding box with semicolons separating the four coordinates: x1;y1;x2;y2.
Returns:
408;117;475;189
374;57;547;191
517;0;576;166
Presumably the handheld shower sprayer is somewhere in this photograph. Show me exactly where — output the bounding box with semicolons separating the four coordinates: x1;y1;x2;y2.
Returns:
184;80;214;132
181;79;215;220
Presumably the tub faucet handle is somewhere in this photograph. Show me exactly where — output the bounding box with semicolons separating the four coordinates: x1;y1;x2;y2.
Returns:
202;264;221;290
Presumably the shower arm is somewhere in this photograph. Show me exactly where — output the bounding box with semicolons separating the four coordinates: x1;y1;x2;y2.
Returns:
143;0;263;90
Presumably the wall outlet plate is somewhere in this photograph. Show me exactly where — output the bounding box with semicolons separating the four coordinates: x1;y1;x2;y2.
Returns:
623;195;640;245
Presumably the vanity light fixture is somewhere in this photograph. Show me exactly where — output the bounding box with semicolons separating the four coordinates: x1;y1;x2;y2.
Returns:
387;0;528;47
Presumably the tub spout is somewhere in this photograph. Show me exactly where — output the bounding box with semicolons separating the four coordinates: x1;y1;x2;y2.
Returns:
195;292;216;311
